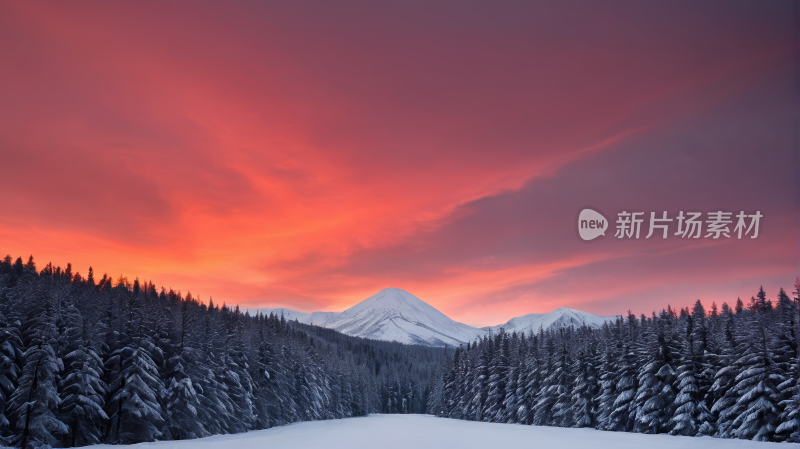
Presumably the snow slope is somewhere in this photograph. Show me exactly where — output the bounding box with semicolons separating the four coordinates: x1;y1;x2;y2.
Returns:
245;288;619;347
88;414;784;449
485;307;617;335
315;288;482;346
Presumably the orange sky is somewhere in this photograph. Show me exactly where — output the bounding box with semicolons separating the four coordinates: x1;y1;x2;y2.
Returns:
0;1;797;326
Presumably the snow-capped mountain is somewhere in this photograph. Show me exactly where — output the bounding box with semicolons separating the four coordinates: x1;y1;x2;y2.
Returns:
484;307;617;335
313;288;483;346
245;288;618;347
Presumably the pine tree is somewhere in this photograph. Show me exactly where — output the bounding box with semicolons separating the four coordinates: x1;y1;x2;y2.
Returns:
441;347;459;418
468;338;490;421
710;303;739;436
106;345;165;443
607;343;637;432
720;299;783;441
57;303;107;446
571;346;599;428
518;333;542;424
501;333;522;423
596;331;619;430
532;337;557;426
772;288;798;441
784;280;800;442
652;302;709;436
104;286;166;444
219;310;256;433
0;309;23;443
634;325;676;434
551;337;575;427
164;298;207;440
164;354;206;440
484;332;508;421
8;288;68;448
670;331;713;435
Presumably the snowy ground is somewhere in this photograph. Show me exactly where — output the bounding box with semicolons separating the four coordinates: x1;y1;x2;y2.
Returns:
89;414;788;449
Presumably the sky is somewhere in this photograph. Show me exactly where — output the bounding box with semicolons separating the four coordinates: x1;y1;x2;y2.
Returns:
0;1;797;326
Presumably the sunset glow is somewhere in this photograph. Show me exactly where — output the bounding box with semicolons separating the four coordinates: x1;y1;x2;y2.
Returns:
1;1;796;326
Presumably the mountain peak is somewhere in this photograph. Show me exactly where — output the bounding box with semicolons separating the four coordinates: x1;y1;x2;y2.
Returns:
378;287;408;293
319;288;480;346
370;288;419;301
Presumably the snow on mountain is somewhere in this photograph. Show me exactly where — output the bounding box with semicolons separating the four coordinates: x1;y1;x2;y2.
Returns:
244;289;619;347
319;288;482;346
486;307;617;335
305;311;338;325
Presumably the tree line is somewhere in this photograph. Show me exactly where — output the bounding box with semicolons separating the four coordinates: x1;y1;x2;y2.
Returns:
291;322;442;415
428;284;800;442
0;255;441;448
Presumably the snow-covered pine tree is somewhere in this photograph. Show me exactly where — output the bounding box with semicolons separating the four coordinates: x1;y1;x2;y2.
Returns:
596;323;619;430
57;302;107;446
440;346;459;418
427;361;446;417
468;337;490;421
719;289;783;441
0;306;23;443
606;314;640;432
532;336;557;426
670;302;714;436
551;333;576;428
698;301;725;435
484;331;508;421
634;313;677;434
163;294;207;440
219;308;256;433
8;283;68;448
164;352;205;439
250;319;274;428
710;302;740;436
500;332;522;423
106;344;165;443
783;280;800;442
772;288;798;441
517;332;542;424
104;285;166;444
571;343;599;428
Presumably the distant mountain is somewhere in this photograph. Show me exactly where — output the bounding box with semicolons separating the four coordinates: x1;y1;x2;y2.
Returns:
313;288;482;346
247;307;338;325
246;307;311;323
483;307;617;336
244;288;618;347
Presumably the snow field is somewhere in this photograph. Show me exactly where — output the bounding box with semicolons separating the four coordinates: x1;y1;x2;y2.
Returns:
90;414;785;449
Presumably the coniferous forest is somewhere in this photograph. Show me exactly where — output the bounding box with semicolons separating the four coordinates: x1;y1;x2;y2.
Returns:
0;255;441;448
427;283;800;443
1;252;799;447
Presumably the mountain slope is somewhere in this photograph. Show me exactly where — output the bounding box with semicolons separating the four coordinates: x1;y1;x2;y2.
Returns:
485;307;616;335
319;288;481;346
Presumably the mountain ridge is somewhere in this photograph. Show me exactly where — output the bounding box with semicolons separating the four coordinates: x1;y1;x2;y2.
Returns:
245;288;618;347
